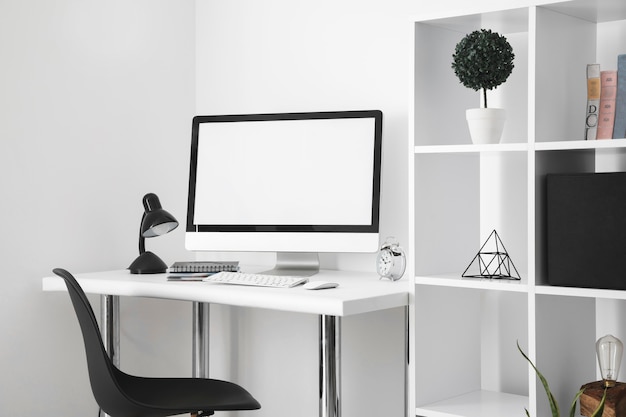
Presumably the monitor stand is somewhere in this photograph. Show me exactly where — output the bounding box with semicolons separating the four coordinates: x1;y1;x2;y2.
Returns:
261;252;320;277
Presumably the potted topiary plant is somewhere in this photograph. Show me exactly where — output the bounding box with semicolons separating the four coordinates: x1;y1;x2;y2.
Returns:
452;28;515;144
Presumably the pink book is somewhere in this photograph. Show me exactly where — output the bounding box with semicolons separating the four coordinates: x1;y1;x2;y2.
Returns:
597;70;618;139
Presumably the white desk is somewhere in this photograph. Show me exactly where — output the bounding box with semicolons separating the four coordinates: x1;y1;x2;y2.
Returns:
43;269;409;417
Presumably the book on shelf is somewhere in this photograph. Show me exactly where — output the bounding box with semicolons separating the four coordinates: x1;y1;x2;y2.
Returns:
168;261;239;273
585;63;601;140
597;70;617;139
613;54;626;139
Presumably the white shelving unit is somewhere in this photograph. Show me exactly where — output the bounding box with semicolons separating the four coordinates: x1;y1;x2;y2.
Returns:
408;1;626;417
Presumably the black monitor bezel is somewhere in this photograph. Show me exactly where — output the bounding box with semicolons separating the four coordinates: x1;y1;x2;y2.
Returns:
186;110;383;234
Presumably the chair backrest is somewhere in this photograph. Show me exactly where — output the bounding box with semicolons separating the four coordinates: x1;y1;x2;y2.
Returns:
53;268;146;416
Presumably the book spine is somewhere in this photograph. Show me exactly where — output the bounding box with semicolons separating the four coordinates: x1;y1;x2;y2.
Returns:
585;64;601;140
613;55;626;139
597;70;618;139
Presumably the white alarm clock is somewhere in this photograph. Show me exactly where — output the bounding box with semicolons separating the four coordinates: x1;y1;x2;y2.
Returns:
376;237;406;281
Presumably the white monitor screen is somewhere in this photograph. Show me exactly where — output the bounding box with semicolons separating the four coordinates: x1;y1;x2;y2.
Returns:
186;110;382;254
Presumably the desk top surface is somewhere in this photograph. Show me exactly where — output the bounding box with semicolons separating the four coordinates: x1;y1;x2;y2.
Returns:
42;269;408;316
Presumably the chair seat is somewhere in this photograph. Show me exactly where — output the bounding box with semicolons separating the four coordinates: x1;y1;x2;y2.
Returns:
116;369;261;413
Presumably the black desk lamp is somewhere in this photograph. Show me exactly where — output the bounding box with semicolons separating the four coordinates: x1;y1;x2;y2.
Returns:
128;193;178;274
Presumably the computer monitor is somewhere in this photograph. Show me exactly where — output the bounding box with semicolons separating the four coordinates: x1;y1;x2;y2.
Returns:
185;110;383;276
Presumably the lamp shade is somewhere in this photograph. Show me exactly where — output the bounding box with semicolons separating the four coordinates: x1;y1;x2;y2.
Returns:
128;193;178;274
140;193;178;238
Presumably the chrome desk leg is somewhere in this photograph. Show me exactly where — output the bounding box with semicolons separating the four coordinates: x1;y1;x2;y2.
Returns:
404;305;410;417
320;315;341;417
192;302;210;378
100;294;120;417
100;294;120;366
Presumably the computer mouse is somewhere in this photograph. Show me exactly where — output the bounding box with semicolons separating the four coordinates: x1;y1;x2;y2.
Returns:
303;281;339;290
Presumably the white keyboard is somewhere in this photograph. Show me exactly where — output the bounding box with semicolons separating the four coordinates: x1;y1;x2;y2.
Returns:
203;271;309;288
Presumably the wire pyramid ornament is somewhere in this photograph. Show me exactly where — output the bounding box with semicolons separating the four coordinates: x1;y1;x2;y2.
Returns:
461;229;521;280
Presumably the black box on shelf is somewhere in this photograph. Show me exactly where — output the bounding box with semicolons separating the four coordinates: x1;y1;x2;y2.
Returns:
547;172;626;290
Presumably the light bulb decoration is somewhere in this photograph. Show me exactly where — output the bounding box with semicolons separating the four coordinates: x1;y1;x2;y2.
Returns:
596;334;623;388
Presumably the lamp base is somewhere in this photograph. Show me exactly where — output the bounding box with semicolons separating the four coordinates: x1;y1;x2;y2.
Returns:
128;251;168;274
580;380;626;417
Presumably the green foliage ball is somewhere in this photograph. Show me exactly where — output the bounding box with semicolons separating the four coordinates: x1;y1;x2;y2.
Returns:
451;29;515;92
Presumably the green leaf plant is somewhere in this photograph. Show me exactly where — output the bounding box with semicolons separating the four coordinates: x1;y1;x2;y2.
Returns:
451;29;515;108
517;341;607;417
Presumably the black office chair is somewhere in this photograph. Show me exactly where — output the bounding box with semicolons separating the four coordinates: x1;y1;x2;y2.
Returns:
52;268;260;417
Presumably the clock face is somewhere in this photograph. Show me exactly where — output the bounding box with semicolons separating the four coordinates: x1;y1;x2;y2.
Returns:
377;249;393;276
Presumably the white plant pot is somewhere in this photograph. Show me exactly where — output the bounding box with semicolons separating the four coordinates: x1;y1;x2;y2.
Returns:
466;108;506;144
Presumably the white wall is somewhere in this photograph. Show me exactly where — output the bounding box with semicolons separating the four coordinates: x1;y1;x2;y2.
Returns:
0;1;195;415
0;0;542;416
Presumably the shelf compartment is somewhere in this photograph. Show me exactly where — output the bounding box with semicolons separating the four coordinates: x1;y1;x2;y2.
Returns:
534;294;596;417
413;8;529;147
534;3;626;143
414;152;528;279
414;286;529;414
534;294;626;417
534;148;626;287
415;390;528;417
